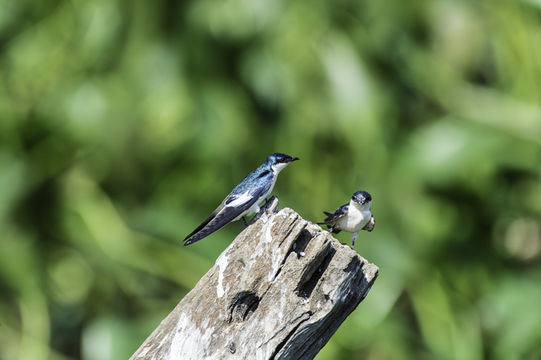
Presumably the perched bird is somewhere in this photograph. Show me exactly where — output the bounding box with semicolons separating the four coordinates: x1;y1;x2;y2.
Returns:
183;153;299;246
319;190;375;246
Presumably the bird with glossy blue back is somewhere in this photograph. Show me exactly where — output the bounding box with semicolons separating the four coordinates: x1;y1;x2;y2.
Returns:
183;153;299;245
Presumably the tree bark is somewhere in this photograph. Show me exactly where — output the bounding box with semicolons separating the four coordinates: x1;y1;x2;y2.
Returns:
131;196;379;360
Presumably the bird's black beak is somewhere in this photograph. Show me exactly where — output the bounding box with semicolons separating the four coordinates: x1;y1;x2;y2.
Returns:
289;156;300;162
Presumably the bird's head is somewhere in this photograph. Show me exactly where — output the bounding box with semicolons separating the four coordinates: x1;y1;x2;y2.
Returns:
266;153;299;173
352;190;372;208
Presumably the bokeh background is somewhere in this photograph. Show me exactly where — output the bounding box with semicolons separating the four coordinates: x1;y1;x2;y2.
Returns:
1;0;541;359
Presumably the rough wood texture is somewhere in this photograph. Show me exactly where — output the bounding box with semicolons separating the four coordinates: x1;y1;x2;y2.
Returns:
131;197;379;360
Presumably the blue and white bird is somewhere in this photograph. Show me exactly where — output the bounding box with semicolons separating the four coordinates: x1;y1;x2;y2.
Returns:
183;153;299;246
319;191;375;247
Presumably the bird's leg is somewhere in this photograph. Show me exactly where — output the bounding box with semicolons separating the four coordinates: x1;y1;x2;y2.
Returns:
242;216;248;227
351;232;359;247
264;197;269;205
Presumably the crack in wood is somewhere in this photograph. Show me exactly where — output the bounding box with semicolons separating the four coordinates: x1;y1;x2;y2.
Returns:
295;242;336;299
277;219;300;248
272;226;312;282
269;311;313;360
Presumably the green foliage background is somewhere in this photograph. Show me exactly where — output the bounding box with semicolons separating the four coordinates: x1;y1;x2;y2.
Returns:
1;0;541;359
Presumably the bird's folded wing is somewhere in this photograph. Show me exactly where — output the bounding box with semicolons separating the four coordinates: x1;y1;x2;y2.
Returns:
183;180;272;245
323;204;349;223
362;215;375;232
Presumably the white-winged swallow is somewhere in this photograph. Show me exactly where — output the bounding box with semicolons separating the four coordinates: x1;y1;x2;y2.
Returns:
319;190;375;246
183;153;299;245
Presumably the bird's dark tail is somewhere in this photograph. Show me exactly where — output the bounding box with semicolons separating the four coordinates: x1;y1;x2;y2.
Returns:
184;216;227;245
316;211;333;225
184;222;222;246
184;201;248;246
184;231;210;246
183;210;219;245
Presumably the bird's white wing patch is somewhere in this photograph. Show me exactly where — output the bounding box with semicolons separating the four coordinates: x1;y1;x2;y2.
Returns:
226;192;254;208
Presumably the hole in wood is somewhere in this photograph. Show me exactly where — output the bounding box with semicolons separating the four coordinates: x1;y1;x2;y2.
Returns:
228;291;260;323
295;243;336;299
271;227;314;282
292;228;312;258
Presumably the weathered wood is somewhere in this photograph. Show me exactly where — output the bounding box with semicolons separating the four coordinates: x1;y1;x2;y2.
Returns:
131;197;379;360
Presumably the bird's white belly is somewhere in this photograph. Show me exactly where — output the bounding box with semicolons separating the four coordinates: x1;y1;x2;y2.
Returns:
232;177;276;221
233;202;261;221
336;207;370;232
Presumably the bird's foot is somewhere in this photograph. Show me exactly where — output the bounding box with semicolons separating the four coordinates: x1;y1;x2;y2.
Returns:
242;216;248;227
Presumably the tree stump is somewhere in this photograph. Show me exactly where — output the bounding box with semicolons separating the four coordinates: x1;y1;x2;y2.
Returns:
131;196;379;360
